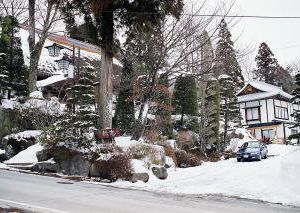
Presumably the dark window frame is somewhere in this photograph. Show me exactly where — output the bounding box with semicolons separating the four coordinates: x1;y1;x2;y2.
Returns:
274;105;289;120
245;106;261;122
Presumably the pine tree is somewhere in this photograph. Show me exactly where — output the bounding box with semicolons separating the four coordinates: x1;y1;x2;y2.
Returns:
62;0;183;129
0;16;28;97
172;75;198;127
254;42;278;85
289;73;300;139
219;75;241;150
201;79;220;150
50;66;98;148
0;53;9;100
198;30;216;150
114;59;135;135
214;19;244;87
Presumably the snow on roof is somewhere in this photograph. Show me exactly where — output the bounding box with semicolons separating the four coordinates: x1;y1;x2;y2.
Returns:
37;74;68;88
19;25;123;79
237;80;292;102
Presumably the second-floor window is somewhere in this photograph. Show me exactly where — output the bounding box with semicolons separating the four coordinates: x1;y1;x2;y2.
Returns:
246;107;260;122
275;106;289;120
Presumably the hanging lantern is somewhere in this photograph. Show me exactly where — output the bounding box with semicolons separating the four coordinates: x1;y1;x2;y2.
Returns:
55;55;70;73
45;43;65;57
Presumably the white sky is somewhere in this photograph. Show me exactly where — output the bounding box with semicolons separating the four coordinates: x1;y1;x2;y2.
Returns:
190;0;300;70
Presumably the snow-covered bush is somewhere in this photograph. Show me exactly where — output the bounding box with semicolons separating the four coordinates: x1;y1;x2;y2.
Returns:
2;130;42;159
91;143;133;181
226;128;255;153
15;94;62;130
128;143;166;168
175;150;201;168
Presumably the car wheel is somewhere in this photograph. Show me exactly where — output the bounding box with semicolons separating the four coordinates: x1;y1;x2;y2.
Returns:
258;154;262;161
237;158;241;162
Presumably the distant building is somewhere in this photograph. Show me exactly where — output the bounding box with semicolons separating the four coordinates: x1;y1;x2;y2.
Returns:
237;80;300;144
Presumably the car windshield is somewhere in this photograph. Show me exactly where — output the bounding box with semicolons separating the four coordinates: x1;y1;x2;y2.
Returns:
245;142;260;148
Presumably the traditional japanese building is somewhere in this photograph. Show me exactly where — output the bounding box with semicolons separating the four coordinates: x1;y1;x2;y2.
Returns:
237;80;300;144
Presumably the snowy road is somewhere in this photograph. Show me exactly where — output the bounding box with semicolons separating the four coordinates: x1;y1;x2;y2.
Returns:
0;170;299;213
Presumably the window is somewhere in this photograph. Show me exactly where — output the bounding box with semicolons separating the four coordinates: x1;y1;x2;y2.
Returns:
262;129;275;143
245;107;260;121
275;106;289;120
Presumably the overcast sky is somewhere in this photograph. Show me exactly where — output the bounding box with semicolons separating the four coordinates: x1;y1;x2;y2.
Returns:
190;0;300;71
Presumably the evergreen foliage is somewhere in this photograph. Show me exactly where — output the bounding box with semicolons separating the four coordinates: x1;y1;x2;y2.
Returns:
0;16;28;97
219;75;241;149
289;73;300;139
201;79;220;150
214;19;244;87
0;53;9;99
153;75;173;138
62;0;183;56
275;65;295;94
114;59;135;135
173;75;198;126
254;42;277;85
50;66;98;149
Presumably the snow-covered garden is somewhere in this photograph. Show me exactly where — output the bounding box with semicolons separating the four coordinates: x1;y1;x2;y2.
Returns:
1;133;300;207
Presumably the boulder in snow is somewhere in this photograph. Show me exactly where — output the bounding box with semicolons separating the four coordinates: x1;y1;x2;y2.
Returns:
2;131;43;160
31;161;58;173
152;166;168;180
130;173;149;183
52;149;91;176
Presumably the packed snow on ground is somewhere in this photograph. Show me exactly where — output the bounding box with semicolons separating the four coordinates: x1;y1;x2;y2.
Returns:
5;143;43;164
110;144;300;207
0;163;8;169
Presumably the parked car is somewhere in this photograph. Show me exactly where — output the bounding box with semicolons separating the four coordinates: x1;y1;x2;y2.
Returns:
236;141;268;162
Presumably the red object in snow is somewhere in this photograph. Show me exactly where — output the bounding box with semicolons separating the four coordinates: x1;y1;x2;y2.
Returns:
95;128;121;139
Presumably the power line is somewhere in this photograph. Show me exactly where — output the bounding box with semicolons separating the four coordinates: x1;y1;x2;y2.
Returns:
1;5;300;20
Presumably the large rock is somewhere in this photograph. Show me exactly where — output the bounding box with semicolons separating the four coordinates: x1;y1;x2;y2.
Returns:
152;166;168;180
31;161;58;173
36;149;52;162
53;149;91;176
130;173;149;183
2;131;40;159
89;162;101;177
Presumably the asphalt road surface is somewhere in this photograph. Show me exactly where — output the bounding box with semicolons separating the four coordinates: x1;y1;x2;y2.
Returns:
0;170;299;213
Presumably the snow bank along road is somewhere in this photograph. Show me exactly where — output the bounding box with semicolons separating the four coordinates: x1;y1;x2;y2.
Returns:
0;170;299;213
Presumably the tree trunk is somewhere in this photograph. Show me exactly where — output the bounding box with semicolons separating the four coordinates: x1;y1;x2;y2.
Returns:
131;100;148;141
223;99;228;151
28;0;36;93
98;50;113;129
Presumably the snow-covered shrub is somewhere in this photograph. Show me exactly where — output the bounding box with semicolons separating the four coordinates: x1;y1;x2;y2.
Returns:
175;150;201;168
128;143;166;168
226;128;255;153
15;96;62;130
92;143;132;181
2;130;42;159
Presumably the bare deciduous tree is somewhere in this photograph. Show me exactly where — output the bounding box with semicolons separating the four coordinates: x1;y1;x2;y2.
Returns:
27;0;63;92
